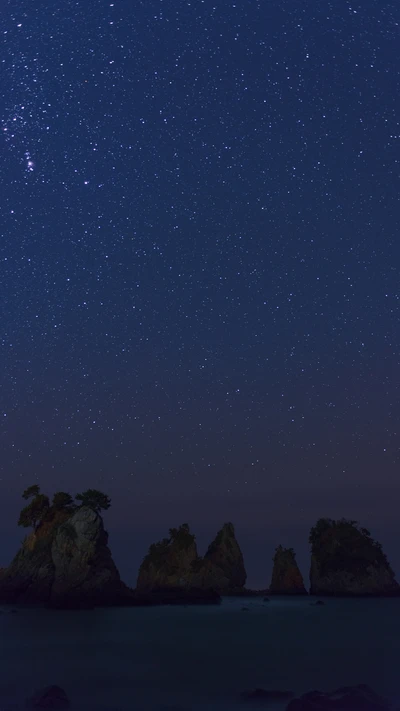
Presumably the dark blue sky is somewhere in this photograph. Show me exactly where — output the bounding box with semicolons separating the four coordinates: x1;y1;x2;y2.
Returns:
1;0;399;588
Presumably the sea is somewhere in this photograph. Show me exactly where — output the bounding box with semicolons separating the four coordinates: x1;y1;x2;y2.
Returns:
1;595;399;711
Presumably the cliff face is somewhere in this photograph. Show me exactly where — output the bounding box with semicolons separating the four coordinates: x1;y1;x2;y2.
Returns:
50;507;132;607
189;558;230;590
136;524;198;591
203;522;246;589
0;511;70;604
309;518;400;597
0;507;132;607
269;545;307;595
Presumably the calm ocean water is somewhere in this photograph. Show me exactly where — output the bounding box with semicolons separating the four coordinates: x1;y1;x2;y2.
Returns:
1;596;399;710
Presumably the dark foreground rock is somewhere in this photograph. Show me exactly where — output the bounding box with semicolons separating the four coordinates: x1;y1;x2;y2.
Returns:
241;688;294;702
309;518;400;597
25;685;70;709
286;684;390;711
269;545;307;595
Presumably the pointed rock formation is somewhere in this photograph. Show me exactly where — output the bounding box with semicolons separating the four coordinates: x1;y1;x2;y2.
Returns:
268;545;307;594
0;507;133;607
136;524;198;591
136;522;246;593
309;518;400;597
203;522;246;590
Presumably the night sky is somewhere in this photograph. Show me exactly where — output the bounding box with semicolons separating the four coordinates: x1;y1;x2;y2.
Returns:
1;0;399;588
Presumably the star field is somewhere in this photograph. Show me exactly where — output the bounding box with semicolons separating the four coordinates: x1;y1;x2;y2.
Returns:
1;0;400;585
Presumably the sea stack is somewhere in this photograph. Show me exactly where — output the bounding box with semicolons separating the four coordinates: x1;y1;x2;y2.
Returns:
0;485;135;607
136;523;198;591
137;521;246;593
309;518;400;596
0;506;133;607
203;522;247;590
268;545;307;594
50;506;133;607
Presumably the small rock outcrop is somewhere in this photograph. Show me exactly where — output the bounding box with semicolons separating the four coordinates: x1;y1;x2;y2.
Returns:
136;524;198;591
309;518;400;597
203;522;246;590
285;684;389;711
268;545;307;595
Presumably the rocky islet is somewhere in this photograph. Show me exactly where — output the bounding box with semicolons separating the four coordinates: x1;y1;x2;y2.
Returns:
0;488;399;606
268;544;307;595
309;518;400;597
137;521;246;593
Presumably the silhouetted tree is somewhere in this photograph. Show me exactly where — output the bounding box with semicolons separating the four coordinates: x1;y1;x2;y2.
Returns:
168;523;195;549
52;491;76;511
75;489;111;513
22;484;40;500
18;494;50;530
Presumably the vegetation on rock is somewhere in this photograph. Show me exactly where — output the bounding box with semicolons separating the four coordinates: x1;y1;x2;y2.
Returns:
309;518;391;577
0;485;128;607
75;489;111;513
144;539;171;571
309;517;400;596
16;485;111;532
6;486;400;605
18;492;50;531
22;484;41;500
139;524;197;579
138;521;246;592
52;492;76;512
168;523;195;549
